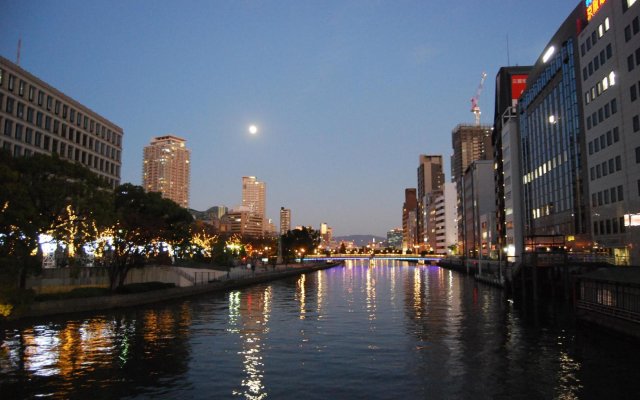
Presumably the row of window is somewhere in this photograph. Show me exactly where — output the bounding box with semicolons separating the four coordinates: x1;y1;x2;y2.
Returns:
589;155;622;181
0;94;120;161
582;44;613;82
623;15;639;42
586;98;618;130
593;217;626;236
585;71;616;104
588;127;620;155
1;117;120;177
581;17;611;57
0;67;122;146
626;46;640;72
591;185;624;207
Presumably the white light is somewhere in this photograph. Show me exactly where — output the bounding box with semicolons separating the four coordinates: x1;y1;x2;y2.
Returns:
249;125;258;135
609;71;616;86
542;46;555;63
548;115;557;124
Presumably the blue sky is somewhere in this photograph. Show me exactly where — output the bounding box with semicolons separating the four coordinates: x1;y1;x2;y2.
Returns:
0;0;578;236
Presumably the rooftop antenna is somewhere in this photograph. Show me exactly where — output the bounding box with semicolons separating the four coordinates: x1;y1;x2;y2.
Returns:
16;38;21;66
506;34;510;66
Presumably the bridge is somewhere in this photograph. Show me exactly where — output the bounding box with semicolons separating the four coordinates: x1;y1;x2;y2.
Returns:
304;254;444;263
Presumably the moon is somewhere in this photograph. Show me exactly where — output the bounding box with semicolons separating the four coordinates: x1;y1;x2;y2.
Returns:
249;125;258;135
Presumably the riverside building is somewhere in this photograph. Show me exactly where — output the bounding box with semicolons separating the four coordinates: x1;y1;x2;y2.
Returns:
519;3;590;252
0;56;123;187
242;176;266;234
143;135;190;208
578;0;640;264
492;66;531;263
417;155;445;252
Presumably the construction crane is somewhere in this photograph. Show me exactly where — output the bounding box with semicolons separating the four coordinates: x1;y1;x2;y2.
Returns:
470;71;487;126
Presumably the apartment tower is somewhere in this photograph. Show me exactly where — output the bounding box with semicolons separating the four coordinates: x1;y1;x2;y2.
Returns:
143;135;190;208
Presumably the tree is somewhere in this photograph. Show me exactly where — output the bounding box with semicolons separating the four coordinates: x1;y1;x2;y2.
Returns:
281;227;320;263
101;184;193;290
0;151;113;287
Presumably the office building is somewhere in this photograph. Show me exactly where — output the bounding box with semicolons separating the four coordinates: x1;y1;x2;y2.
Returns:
280;207;291;235
492;66;531;262
579;0;640;264
402;188;418;252
220;206;263;237
462;160;496;258
0;56;123;187
451;124;493;253
519;3;590;250
417;155;445;251
143;135;190;208
387;228;403;249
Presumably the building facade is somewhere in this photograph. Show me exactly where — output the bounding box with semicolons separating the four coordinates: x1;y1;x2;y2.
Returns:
519;3;590;251
0;56;123;187
143;135;190;208
431;182;457;255
402;188;418;252
417;154;445;251
242;176;266;233
220;207;263;237
462;160;496;258
579;0;640;265
451;124;493;253
492;66;531;263
280;207;291;235
386;228;403;249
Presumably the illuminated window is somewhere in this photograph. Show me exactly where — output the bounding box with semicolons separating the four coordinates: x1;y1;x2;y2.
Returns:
605;17;610;31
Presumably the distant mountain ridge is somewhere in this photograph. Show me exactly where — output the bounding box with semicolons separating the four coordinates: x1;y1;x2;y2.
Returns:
333;235;386;246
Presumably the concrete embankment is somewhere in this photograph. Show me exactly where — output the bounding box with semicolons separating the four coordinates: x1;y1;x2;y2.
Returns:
8;262;342;321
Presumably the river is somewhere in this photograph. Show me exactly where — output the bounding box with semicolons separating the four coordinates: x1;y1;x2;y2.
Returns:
1;260;639;399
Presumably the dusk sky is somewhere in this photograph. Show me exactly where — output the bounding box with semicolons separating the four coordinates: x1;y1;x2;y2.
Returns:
1;1;577;237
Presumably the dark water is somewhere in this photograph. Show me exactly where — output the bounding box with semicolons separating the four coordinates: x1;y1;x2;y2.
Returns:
1;260;639;399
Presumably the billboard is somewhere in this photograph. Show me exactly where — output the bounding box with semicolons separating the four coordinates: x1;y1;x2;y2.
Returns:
586;0;607;21
511;75;528;106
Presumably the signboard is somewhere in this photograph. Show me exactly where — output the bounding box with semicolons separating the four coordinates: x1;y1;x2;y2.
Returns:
511;75;528;105
586;0;607;21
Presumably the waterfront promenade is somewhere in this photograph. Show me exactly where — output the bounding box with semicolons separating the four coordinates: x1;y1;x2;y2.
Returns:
7;261;341;321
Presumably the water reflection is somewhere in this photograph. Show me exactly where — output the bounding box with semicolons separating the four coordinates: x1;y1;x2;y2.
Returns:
2;262;638;399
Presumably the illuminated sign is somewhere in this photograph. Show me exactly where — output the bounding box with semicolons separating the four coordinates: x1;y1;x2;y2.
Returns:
586;0;607;21
511;75;528;104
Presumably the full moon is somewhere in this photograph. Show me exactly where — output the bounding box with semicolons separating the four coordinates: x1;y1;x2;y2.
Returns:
249;125;258;135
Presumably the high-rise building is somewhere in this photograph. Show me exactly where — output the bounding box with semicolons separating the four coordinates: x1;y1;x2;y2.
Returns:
280;207;291;235
492;66;531;263
402;188;418;252
578;0;640;264
450;124;493;182
451;124;493;253
0;56;123;188
143;135;190;208
431;182;457;255
462;161;496;258
320;222;332;245
417;155;445;250
242;176;266;233
519;3;590;250
386;228;403;249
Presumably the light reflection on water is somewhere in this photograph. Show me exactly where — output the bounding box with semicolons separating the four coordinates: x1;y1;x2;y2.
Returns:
1;260;639;399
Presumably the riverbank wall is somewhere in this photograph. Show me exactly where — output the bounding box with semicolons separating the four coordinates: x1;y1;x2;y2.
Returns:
7;262;342;321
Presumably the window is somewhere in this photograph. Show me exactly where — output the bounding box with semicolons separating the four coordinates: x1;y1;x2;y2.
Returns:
4;119;13;136
8;75;14;91
626;26;632;42
37;91;43;106
54;101;60;115
618;185;624;201
36;112;42;127
18;80;25;96
611;98;617;114
15;123;22;140
25;128;32;144
614;127;620;142
616;155;622;171
634;17;639;34
632;84;638;102
589;142;594;154
633;114;640;132
5;97;14;114
0;68;3;86
607;130;612;145
629;55;635;71
606;43;612;59
46;96;52;111
26;107;33;123
62;105;68;119
611;188;617;203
